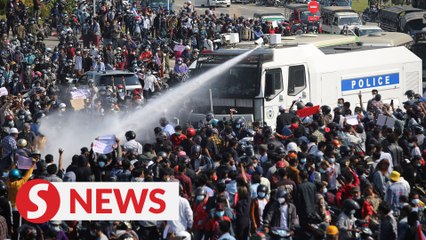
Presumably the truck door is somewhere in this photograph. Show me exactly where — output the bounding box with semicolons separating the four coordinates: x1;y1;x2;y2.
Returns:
263;67;286;128
287;64;310;106
332;16;340;34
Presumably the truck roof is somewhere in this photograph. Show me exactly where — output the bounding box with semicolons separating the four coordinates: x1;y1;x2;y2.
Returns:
359;32;414;47
314;46;420;73
321;6;355;13
231;34;358;48
285;3;309;10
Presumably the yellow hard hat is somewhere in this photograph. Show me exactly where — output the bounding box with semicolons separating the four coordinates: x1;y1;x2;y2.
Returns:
326;225;339;235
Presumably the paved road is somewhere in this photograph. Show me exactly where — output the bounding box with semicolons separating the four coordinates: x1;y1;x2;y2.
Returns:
175;0;288;18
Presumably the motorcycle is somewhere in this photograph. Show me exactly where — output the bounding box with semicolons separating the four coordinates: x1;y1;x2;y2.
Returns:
269;227;292;240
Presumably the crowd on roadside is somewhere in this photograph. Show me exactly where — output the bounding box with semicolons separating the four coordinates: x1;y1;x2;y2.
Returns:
0;0;425;239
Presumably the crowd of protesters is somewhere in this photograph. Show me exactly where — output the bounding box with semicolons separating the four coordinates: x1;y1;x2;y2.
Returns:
0;0;425;239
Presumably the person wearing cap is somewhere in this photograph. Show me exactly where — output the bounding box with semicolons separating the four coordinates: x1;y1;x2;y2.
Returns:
0;128;19;173
326;225;339;240
385;171;410;214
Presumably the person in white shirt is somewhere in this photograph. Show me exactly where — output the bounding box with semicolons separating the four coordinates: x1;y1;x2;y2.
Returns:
159;117;175;137
74;50;83;76
143;70;159;99
164;191;193;237
92;56;105;71
123;130;143;155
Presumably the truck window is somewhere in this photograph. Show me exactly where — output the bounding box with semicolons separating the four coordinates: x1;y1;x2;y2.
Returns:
265;69;283;100
288;65;306;96
333;17;338;26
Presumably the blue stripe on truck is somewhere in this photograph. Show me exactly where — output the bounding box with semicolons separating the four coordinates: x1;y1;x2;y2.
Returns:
341;73;399;91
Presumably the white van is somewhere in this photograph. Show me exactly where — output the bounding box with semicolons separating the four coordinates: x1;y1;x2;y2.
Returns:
321;6;363;34
194;0;230;7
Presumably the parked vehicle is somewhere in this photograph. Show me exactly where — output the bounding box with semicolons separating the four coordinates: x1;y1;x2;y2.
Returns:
321;6;362;34
78;70;143;93
194;0;231;7
285;4;322;33
319;0;351;6
361;6;379;22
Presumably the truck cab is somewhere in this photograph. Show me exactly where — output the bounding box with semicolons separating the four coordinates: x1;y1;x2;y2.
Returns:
285;4;322;33
321;6;362;34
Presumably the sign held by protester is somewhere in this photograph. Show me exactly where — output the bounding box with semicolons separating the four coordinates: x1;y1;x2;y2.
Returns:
296;105;320;118
0;87;8;97
17;155;37;170
92;135;116;154
377;114;395;128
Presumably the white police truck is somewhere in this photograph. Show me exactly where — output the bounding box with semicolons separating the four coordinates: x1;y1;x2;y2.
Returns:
189;44;422;128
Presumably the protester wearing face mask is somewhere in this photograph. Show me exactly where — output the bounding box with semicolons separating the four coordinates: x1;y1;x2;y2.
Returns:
326;154;341;193
142;70;160;99
336;199;359;240
250;184;269;233
408;192;424;213
402;155;425;186
263;188;299;238
192;187;209;240
205;203;233;240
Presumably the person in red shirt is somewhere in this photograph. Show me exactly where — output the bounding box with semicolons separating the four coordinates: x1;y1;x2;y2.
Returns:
335;167;360;206
139;47;152;63
170;125;187;150
205;203;233;240
193;187;209;240
174;164;192;199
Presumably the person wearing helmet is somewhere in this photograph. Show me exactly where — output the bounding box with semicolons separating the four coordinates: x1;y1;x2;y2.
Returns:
159;117;175;137
233;117;250;139
180;127;197;154
336;199;360;240
263;188;299;238
15;139;30;157
192;187;209;239
325;225;339;240
7;156;37;237
173;57;188;77
250;184;269;233
190;144;213;172
18;123;36;150
124;131;142;155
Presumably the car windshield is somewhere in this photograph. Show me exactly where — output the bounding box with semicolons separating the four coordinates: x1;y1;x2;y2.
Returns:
339;16;361;25
300;11;320;22
359;28;383;36
99;74;128;86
